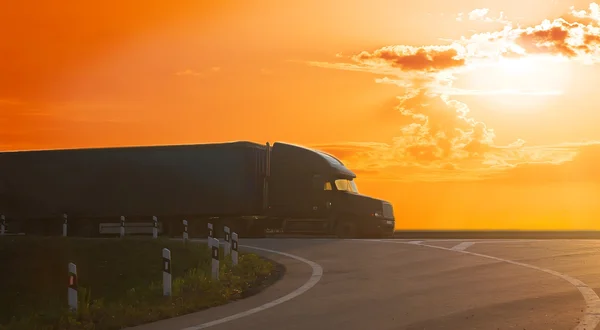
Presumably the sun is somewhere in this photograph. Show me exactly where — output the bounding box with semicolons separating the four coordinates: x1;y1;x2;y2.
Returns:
459;55;570;97
496;57;536;76
489;56;568;92
448;55;574;112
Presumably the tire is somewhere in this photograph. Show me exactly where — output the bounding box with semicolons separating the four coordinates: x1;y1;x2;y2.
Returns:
335;222;357;239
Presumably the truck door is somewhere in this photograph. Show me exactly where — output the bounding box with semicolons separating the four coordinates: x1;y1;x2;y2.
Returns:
310;175;333;219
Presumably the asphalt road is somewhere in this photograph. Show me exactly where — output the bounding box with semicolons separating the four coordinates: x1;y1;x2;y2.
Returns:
130;238;600;330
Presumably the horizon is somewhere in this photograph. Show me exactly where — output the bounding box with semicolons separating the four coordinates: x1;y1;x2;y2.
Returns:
4;0;600;230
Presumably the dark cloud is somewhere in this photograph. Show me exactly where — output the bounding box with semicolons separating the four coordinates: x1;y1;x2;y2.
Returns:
352;46;466;72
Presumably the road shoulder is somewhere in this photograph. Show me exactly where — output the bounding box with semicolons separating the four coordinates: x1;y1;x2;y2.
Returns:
126;247;316;330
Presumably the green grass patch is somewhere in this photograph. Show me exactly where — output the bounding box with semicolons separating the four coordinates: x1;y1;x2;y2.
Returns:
0;237;278;330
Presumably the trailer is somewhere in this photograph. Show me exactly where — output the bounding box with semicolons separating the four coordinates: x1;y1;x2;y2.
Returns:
0;141;395;238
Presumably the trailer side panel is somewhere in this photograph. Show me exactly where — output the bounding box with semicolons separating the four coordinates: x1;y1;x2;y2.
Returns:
0;142;266;219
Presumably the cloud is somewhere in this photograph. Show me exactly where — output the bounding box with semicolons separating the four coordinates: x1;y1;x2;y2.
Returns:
514;21;581;58
312;140;592;183
569;2;600;24
468;8;491;21
352;45;466;72
308;62;507;182
305;60;402;76
457;8;511;25
313;4;600;75
486;143;600;184
305;2;600;182
477;17;600;63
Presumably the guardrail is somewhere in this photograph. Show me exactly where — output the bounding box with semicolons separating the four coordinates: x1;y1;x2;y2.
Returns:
2;221;241;313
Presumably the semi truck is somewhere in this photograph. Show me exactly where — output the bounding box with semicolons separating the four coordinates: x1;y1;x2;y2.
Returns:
0;141;395;238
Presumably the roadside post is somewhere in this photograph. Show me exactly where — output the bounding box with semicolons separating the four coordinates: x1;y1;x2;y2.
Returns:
224;226;231;256
120;216;125;238
1;214;6;236
183;220;189;242
68;262;78;312
232;232;239;266
62;213;68;237
162;248;171;296
207;223;213;248
152;216;158;239
210;237;219;280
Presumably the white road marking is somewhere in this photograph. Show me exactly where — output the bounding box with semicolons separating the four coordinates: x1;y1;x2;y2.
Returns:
450;242;475;251
381;240;600;330
378;239;547;251
180;244;324;330
463;239;543;244
396;239;470;242
386;239;544;244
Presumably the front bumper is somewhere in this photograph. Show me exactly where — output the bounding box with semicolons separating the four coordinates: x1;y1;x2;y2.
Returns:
362;218;395;237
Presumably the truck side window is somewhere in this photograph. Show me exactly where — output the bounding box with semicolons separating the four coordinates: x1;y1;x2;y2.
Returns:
324;182;332;191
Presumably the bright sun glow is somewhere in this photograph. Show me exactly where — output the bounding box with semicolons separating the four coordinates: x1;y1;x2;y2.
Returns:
449;55;574;112
487;57;569;92
496;58;536;76
457;55;570;99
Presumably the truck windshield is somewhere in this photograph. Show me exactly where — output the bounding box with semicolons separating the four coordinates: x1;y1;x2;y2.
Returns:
334;179;359;193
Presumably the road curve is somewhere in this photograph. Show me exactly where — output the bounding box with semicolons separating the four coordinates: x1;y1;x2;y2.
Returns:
132;238;600;330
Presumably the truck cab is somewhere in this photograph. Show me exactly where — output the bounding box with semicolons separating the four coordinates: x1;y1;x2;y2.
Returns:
266;142;395;238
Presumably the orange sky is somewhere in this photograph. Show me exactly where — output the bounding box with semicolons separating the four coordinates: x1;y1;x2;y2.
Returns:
4;0;600;230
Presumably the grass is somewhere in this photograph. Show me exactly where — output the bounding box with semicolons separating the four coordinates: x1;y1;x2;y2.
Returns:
0;236;279;330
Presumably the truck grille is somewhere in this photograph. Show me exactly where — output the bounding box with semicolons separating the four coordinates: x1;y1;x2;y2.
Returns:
382;202;394;219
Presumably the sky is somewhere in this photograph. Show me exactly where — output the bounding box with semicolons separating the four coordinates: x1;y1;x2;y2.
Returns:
3;0;600;230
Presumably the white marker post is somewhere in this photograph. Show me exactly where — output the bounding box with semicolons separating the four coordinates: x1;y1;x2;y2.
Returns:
62;213;68;237
210;237;219;280
182;219;189;242
207;223;213;248
120;216;125;238
0;215;5;236
224;226;231;257
162;248;171;296
231;232;239;266
68;262;78;313
152;216;158;239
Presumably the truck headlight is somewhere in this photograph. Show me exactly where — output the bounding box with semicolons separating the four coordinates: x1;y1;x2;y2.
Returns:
373;211;383;218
